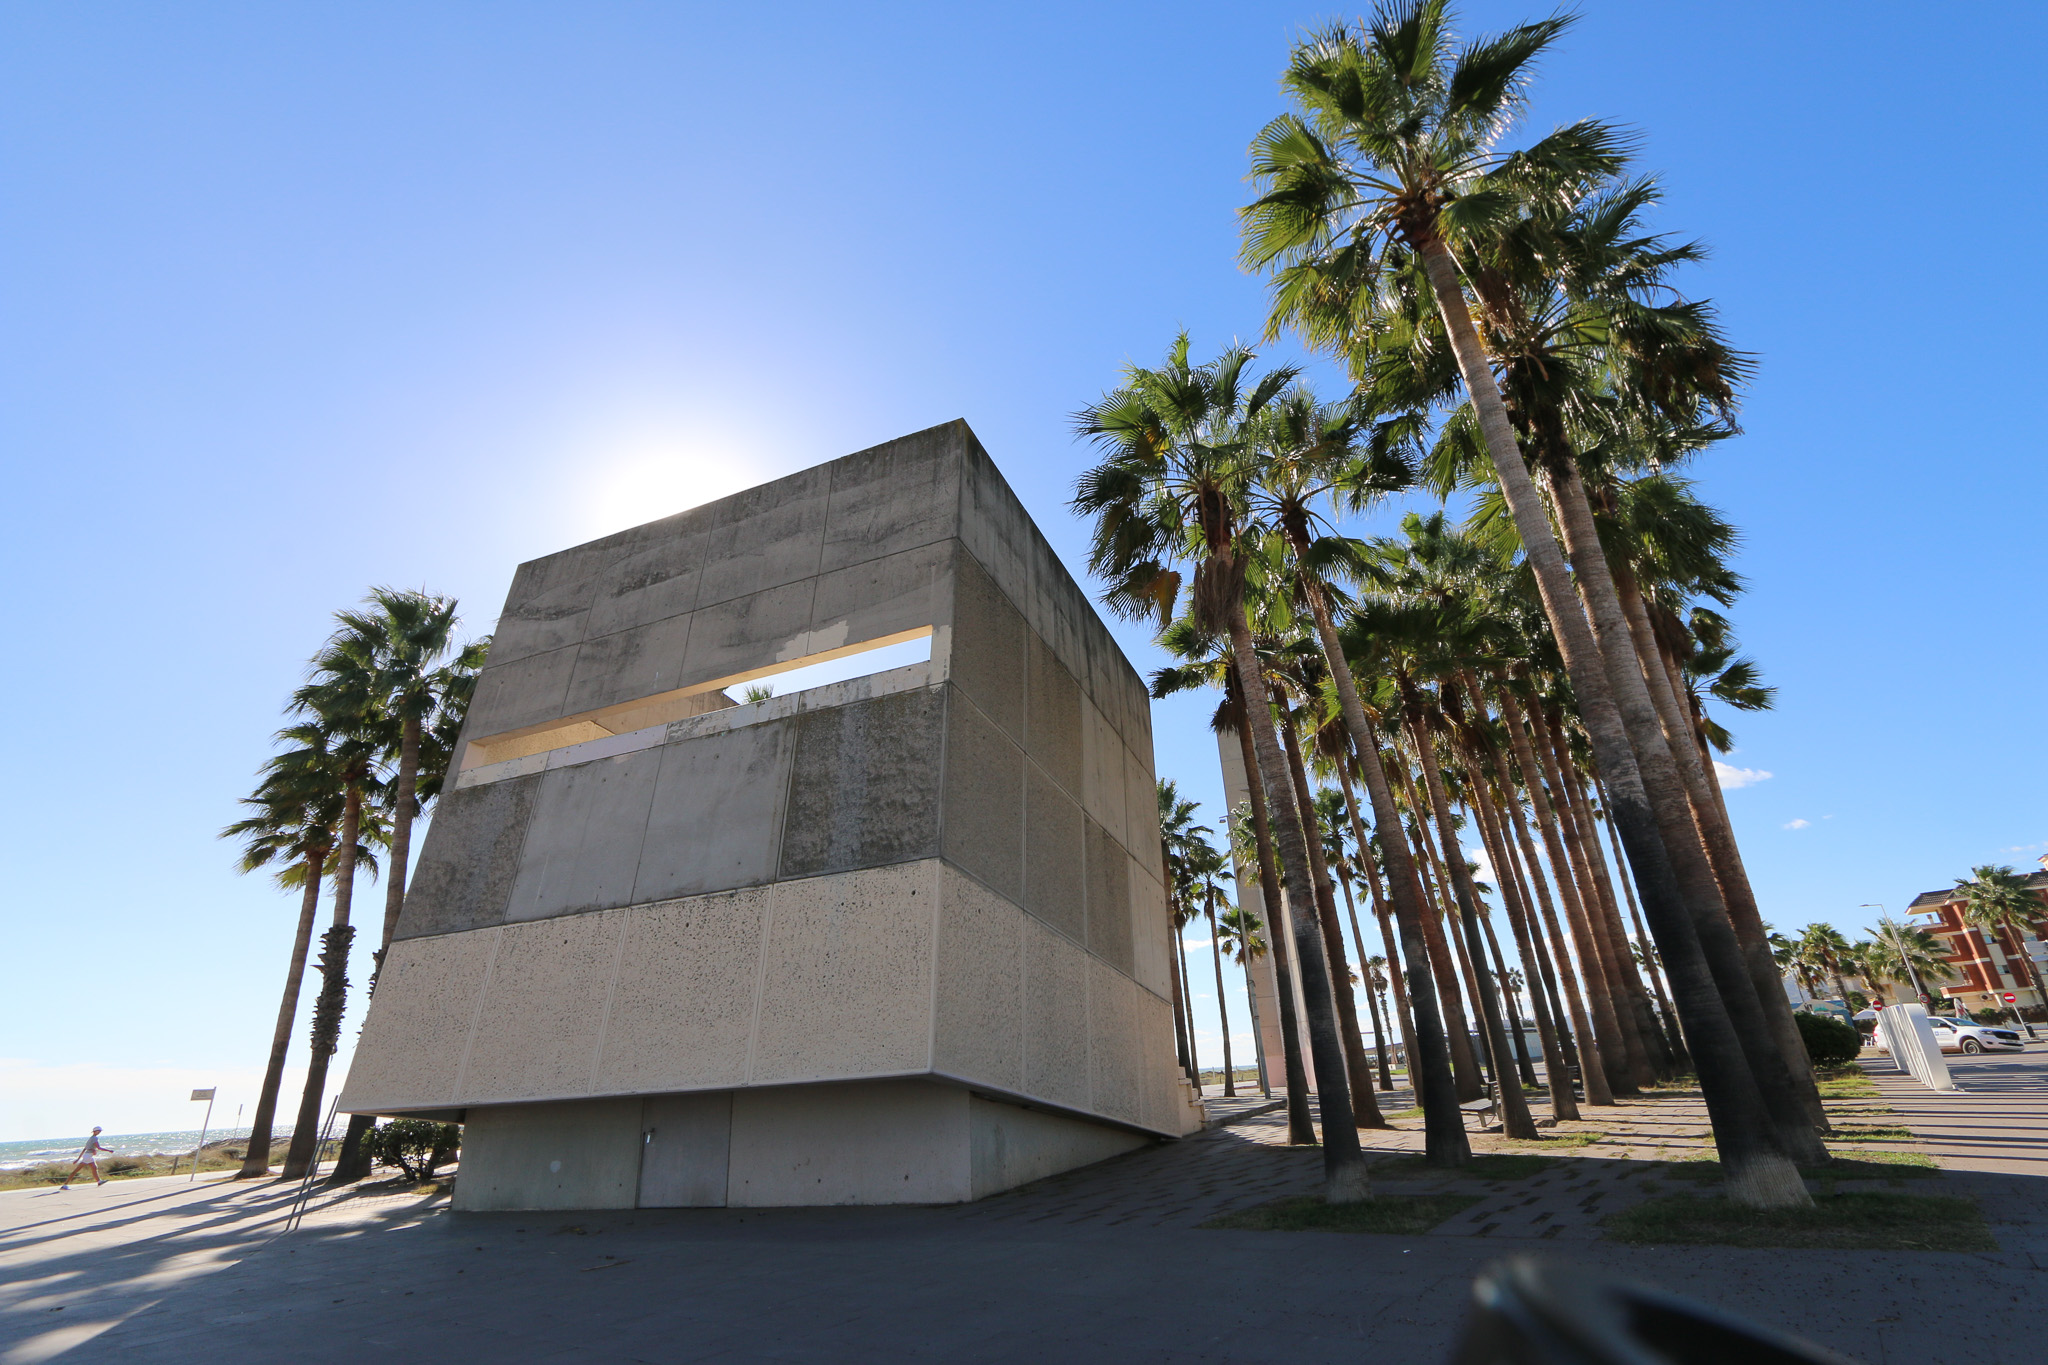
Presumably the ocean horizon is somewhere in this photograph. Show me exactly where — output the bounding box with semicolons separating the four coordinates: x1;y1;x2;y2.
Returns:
0;1127;296;1170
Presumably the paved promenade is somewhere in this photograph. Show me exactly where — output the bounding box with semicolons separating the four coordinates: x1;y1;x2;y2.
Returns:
5;1059;2044;1363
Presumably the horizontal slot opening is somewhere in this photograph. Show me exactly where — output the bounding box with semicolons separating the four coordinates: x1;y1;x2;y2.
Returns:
464;626;934;769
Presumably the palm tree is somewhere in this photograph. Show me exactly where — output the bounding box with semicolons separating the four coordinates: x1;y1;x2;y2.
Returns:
327;592;482;1182
277;627;388;1181
1241;3;1809;1204
1216;903;1272;1095
1157;780;1206;1085
1864;917;1948;1010
1955;865;2047;1037
1075;336;1372;1201
1186;835;1242;1096
1793;924;1857;1010
219;743;358;1179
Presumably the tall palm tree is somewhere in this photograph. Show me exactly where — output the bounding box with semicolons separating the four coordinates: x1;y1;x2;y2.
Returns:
1075;336;1372;1200
1793;923;1858;1011
277;628;387;1181
219;739;366;1179
1157;780;1208;1085
1242;2;1809;1203
1186;835;1242;1096
1955;865;2047;1037
328;594;482;1182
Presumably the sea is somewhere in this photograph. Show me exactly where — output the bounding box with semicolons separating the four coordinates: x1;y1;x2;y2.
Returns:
0;1127;291;1170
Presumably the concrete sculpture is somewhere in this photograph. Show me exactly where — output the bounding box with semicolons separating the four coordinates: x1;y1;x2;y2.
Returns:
337;420;1201;1210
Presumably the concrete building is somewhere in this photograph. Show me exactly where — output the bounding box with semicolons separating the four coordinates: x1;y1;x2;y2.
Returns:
1907;873;2048;1017
337;421;1202;1211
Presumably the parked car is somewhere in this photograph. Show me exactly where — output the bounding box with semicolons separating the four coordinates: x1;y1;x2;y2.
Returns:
1871;1014;2026;1055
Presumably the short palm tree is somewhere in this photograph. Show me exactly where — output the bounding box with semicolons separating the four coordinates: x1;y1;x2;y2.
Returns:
1955;866;2046;1037
1793;924;1857;1010
1864;916;1948;1009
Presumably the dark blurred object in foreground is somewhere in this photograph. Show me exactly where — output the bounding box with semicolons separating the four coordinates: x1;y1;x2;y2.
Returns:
1454;1258;1860;1365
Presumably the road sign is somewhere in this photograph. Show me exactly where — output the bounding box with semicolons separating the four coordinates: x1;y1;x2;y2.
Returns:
190;1088;215;1101
2002;993;2017;1003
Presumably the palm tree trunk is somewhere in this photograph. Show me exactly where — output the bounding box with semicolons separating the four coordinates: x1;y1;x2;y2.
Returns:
1335;858;1394;1089
1333;764;1403;1091
1524;697;1651;1093
1167;917;1194;1080
1291;567;1468;1161
1391;755;1486;1100
1178;921;1202;1089
1495;685;1614;1104
1277;705;1387;1127
1464;755;1577;1118
1557;748;1672;1081
1480;911;1538;1087
1595;794;1688;1066
1206;888;1236;1096
1541;459;1826;1162
1411;237;1808;1206
331;712;430;1182
237;850;326;1179
282;785;361;1181
1232;696;1315;1144
1611;567;1824;1119
1223;596;1371;1200
1497;791;1584;1094
1402;700;1538;1138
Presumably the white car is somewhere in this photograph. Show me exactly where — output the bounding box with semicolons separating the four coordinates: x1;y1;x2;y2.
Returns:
1872;1015;2026;1055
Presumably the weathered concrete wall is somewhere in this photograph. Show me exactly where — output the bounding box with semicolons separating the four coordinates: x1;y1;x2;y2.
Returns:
451;1080;1153;1211
345;422;1197;1190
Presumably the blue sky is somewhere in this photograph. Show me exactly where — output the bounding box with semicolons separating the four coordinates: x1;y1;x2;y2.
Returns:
3;1;2042;1137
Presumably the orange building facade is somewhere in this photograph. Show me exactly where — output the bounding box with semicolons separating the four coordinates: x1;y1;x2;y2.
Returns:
1906;871;2048;1016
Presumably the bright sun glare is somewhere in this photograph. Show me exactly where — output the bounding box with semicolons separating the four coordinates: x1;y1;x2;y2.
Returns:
575;427;770;538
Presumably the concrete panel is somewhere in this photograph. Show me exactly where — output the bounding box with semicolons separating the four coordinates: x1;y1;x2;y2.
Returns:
395;775;540;940
593;889;769;1094
637;1092;732;1208
678;579;818;687
460;910;626;1101
1128;859;1171;1001
779;687;943;878
1021;761;1084;944
1087;961;1144;1125
1078;698;1124;844
1123;743;1159;859
933;866;1023;1091
634;721;793;901
453;1098;643;1212
968;1096;1150;1200
940;688;1024;903
466;644;581;739
490;546;611;666
946;547;1025;743
1024;631;1082;797
562;613;693;717
1022;920;1090;1112
1083;817;1133;975
726;1079;969;1206
955;437;1033;624
818;424;965;574
808;540;949;655
750;862;938;1083
337;928;499;1113
505;749;664;922
585;516;707;639
694;465;831;608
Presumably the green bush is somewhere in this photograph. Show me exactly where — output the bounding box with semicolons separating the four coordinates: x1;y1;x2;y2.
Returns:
1795;1010;1863;1066
366;1120;461;1181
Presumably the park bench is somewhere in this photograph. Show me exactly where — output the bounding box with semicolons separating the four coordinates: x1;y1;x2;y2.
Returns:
1459;1095;1498;1130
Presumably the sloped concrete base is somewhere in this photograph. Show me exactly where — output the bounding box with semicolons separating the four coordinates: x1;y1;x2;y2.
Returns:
452;1078;1152;1212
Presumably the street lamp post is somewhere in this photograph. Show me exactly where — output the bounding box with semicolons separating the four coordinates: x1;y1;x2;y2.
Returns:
1862;904;1932;1008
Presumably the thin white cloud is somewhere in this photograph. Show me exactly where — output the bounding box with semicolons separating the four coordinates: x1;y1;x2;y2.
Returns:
1715;761;1773;790
1783;818;1811;830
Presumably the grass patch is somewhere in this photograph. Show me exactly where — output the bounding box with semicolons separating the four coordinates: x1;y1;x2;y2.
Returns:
1374;1153;1557;1181
1203;1193;1483;1235
1386;1106;1426;1118
1830;1126;1913;1141
1814;1066;1879;1099
1604;1191;1992;1250
1501;1130;1604;1149
1661;1152;1938;1187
